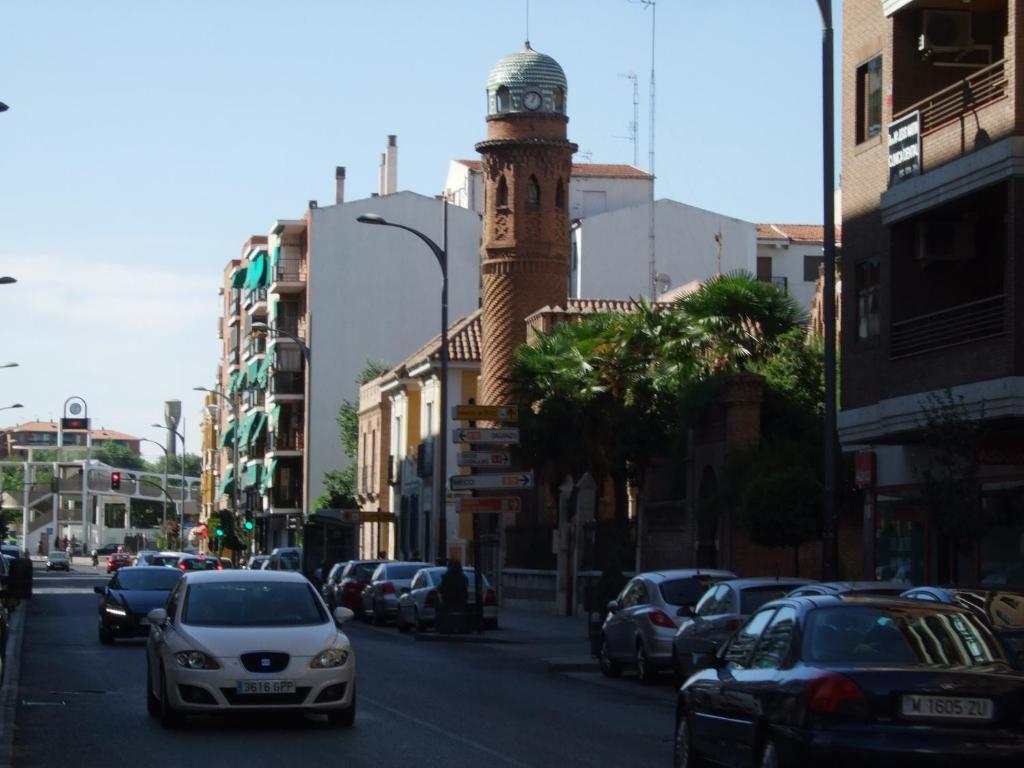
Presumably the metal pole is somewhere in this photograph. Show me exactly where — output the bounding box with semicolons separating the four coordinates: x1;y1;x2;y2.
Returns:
180;419;186;550
438;198;449;564
818;0;839;580
21;448;30;554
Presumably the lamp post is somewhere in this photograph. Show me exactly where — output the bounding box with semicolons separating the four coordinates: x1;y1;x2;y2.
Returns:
194;386;242;550
0;363;18;369
0;404;22;412
251;320;310;552
152;422;187;550
817;0;839;581
139;437;170;534
358;206;449;565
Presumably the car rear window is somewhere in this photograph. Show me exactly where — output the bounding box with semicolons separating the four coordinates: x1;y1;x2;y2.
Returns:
740;586;794;614
113;569;182;591
659;576;721;607
388;564;425;580
182;581;326;627
183;558;220;571
804;605;1004;666
151;556;180;567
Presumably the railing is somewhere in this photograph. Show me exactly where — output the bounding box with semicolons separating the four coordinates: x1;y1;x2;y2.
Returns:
229;290;241;315
757;275;788;291
276;316;307;342
274;258;306;283
244;287;267;308
890;294;1005;359
270;371;305;396
247;334;267;357
270;429;303;452
228;347;239;365
894;59;1007;134
270;487;302;509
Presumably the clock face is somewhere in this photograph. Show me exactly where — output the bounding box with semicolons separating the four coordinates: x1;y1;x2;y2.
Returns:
523;90;542;111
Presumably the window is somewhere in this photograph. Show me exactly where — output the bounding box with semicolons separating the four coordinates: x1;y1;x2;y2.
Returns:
497;176;509;208
750;606;797;668
696;584;732;617
619;579;647;608
275;347;302;372
553;87;565;113
756;257;773;281
724;609;776;667
555;179;565;209
527;175;540;208
855;257;880;340
803;254;824;282
856;55;882;143
496;86;510;113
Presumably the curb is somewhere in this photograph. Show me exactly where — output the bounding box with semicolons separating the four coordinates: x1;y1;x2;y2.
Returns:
546;657;601;673
0;603;27;768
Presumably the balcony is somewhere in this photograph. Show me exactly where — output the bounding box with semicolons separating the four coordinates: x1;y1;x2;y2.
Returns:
890;294;1005;359
269;371;305;397
229;290;241;317
270;258;307;295
244;287;268;313
269;429;303;453
895;61;1006;138
247;334;267;358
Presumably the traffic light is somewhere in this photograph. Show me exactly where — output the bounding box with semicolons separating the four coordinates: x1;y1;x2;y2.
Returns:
110;472;121;491
244;511;254;531
215;525;224;538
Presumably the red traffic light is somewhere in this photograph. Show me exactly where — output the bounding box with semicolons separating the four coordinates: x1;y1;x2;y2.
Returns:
111;472;121;491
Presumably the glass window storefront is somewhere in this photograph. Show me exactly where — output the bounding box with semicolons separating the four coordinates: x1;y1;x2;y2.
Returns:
876;502;925;584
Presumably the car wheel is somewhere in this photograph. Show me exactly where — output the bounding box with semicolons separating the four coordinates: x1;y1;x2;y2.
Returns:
759;739;779;768
673;715;703;768
599;635;622;678
636;642;655;685
146;660;160;717
158;666;184;729
326;685;356;727
98;623;114;646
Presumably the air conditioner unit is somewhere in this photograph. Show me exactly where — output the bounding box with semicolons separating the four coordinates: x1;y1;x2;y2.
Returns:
916;219;976;262
919;10;972;53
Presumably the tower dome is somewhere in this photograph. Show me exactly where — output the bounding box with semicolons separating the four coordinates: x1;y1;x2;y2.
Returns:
486;43;567;116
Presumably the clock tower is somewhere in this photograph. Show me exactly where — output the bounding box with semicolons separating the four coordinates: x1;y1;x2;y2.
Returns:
476;44;577;406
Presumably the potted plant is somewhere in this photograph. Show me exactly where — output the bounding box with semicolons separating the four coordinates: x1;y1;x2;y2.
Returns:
436;560;470;634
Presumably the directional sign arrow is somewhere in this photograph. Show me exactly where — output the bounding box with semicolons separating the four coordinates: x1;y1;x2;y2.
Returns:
452;427;519;445
452;405;519;422
457;451;512;468
448;471;534;491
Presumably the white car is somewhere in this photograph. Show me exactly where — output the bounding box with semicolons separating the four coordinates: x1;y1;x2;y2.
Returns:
133;550;161;566
144;570;356;728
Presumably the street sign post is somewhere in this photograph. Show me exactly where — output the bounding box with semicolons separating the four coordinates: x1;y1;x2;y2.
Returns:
452;405;519;422
455;496;522;514
452;427;519;444
449;471;534;491
456;450;512;468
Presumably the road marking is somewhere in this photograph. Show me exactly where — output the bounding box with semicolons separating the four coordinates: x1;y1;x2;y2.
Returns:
20;701;66;707
31;587;97;595
363;695;534;768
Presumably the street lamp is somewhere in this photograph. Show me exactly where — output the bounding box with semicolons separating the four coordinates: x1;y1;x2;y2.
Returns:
358;206;449;565
151;422;187;550
194;386;243;550
0;404;22;412
0;102;8;113
0;363;18;369
817;0;839;581
0;278;15;285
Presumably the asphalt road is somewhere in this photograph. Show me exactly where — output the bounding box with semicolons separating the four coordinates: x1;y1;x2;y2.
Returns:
12;568;673;768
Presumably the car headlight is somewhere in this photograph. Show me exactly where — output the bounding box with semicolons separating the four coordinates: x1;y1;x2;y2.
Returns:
104;605;128;617
174;651;220;670
310;648;350;669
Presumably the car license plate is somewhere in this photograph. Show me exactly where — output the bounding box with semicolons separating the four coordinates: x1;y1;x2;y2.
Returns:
901;694;993;721
236;680;296;695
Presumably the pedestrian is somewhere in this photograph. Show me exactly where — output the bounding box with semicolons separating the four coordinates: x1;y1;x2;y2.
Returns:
65;543;72;561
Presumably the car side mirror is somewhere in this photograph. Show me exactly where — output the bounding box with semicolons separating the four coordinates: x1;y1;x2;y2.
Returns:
333;607;355;625
147;608;167;626
93;586;105;595
676;605;695;618
606;599;620;614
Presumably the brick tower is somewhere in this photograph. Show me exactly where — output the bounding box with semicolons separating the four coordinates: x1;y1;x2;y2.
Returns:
476;44;577;406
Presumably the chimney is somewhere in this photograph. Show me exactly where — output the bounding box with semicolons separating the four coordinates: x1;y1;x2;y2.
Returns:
378;153;386;196
335;166;346;205
384;134;398;195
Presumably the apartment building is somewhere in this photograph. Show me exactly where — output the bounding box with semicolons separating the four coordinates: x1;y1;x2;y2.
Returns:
0;421;141;457
840;0;1024;584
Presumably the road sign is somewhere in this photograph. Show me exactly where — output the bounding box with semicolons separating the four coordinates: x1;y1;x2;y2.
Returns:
452;405;519;422
452;427;519;445
449;471;533;491
456;496;522;514
457;450;512;468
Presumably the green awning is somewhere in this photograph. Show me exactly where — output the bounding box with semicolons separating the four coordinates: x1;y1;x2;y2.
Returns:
245;251;267;289
249;411;267;452
217;465;235;496
264;458;278;490
256;355;271;388
218;422;235;449
226;371;239;395
236;412;256;452
243;462;262;489
268;404;281;429
231;268;247;289
246;359;260;387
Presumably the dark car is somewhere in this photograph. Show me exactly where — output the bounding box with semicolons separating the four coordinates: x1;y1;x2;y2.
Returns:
901;586;1024;668
674;596;1024;767
788;581;908;598
672;576;814;684
106;553;132;574
96;544;120;556
94;566;182;644
321;561;349;608
337;560;385;614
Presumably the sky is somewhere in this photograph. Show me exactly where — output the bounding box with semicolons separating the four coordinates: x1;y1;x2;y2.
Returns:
0;0;842;459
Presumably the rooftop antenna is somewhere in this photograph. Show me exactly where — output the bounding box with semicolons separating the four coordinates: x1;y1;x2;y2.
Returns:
630;0;657;299
714;229;723;276
615;73;640;167
525;0;530;46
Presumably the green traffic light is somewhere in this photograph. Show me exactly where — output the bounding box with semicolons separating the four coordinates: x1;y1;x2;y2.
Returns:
215;528;224;537
244;521;254;530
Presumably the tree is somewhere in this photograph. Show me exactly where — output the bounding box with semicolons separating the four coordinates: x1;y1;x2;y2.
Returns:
92;443;150;471
151;453;202;478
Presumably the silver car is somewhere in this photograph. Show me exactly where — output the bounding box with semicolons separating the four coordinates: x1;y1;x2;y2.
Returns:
144;570;356;728
396;566;498;633
600;569;736;684
360;561;430;624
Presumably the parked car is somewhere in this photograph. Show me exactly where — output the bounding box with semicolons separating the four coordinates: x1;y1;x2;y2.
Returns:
334;560;385;614
361;561;430;624
46;550;71;572
94;565;182;644
96;544;121;556
175;555;223;572
149;551;187;568
787;581;908;598
674;596;1024;767
245;555;269;571
106;553;133;574
671;576;814;684
599;569;736;683
145;570;356;728
267;547;302;572
1;544;22;560
901;586;1024;668
321;562;348;608
396;566;498;633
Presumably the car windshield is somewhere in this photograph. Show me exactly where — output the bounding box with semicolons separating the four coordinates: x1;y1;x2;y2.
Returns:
388;564;425;580
151;555;180;567
112;569;181;591
276;551;301;571
804;605;1005;666
740;585;795;614
349;562;378;580
183;558;220;571
659;576;721;607
182;581;327;627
